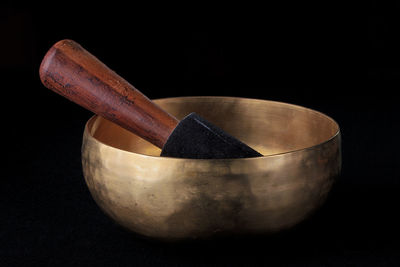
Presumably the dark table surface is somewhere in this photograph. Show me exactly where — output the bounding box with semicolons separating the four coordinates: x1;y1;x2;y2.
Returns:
2;5;399;266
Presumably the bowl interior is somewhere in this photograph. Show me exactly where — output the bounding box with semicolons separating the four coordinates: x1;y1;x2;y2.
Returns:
88;97;339;157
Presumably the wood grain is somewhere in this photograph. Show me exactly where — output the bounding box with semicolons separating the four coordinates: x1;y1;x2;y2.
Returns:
39;39;179;148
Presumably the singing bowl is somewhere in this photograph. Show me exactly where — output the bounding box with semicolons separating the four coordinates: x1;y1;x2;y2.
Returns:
81;96;341;240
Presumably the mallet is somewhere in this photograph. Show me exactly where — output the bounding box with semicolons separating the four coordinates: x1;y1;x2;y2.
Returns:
39;39;262;159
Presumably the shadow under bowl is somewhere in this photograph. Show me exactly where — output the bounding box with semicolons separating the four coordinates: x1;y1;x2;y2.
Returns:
81;96;341;240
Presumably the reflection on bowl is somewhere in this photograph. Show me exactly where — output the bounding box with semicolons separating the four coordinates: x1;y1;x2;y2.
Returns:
81;97;341;240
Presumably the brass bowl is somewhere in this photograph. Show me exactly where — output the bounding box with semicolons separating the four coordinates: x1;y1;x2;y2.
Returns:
82;96;341;240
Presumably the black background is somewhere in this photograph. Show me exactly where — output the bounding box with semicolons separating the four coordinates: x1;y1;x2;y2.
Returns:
1;3;399;266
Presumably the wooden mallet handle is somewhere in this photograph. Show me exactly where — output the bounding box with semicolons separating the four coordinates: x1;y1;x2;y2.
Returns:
39;39;179;148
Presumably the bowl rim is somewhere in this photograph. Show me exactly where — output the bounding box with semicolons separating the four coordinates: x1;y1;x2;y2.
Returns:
84;96;341;161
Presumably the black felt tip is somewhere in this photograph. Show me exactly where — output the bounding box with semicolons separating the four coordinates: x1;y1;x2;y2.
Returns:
160;113;263;159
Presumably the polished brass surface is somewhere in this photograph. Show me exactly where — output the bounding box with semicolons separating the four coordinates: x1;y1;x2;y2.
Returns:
81;97;341;240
